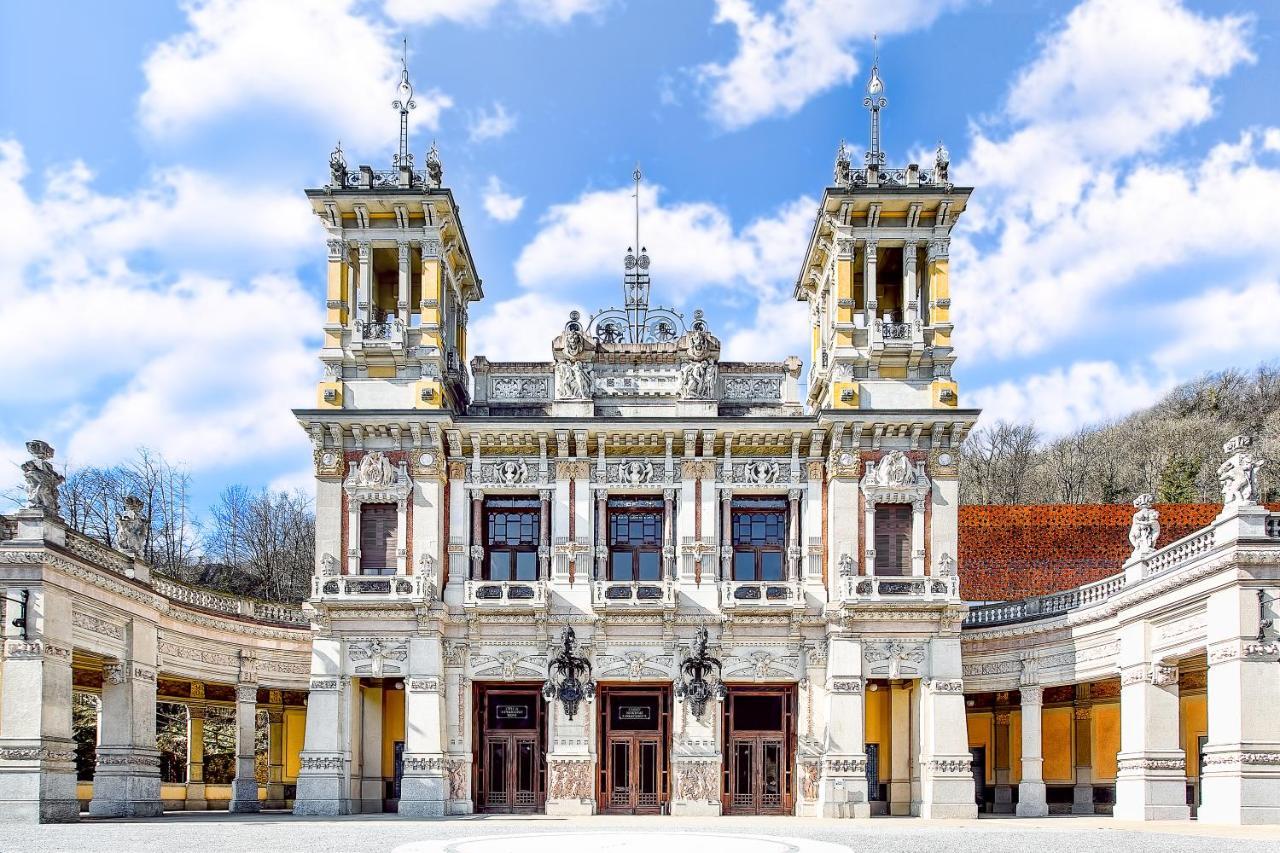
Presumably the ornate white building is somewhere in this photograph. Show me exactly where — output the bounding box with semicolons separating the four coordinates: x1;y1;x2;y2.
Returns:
0;60;1276;826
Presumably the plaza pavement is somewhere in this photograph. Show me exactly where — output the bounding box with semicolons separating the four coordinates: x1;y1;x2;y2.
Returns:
5;812;1279;853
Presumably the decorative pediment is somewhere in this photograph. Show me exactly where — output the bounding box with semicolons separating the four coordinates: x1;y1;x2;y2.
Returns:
344;452;411;503
863;639;927;678
348;637;409;677
470;649;548;680
597;651;676;681
721;649;801;681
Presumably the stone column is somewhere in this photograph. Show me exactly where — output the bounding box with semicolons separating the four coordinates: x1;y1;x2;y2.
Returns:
818;637;870;818
993;706;1013;813
918;640;977;819
910;497;926;576
544;692;595;816
294;639;353;816
264;691;286;810
902;240;918;324
90;619;161;818
539;488;552;580
663;488;676;580
863;239;879;331
470;491;485;580
888;682;911;815
228;684;261;813
0;585;77;823
1016;686;1047;816
356;241;372;327
1114;659;1189;821
185;693;208;810
787;488;803;582
1072;685;1094;815
397;241;411;329
443;645;473;815
400;637;447;818
719;490;733;582
595;491;608;581
1199;586;1280;825
345;243;359;334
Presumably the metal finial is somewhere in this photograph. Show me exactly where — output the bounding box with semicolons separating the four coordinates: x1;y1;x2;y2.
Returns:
392;38;416;170
863;34;887;167
622;164;651;342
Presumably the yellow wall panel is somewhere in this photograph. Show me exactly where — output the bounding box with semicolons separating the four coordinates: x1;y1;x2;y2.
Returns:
1181;692;1207;778
1043;706;1074;782
831;381;859;409
967;712;993;784
879;365;908;380
864;687;891;761
414;379;444;409
382;688;406;779
316;381;343;409
1092;702;1120;781
931;380;958;408
1010;709;1022;784
928;258;949;299
367;365;396;379
284;708;307;781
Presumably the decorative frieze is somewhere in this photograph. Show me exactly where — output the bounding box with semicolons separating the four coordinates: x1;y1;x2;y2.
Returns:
673;761;719;802
1117;756;1185;773
403;755;444;772
926;758;972;774
825;757;867;775
927;679;965;694
299;755;345;771
547;759;594;800
489;375;551;402
863;640;926;678
828;679;863;694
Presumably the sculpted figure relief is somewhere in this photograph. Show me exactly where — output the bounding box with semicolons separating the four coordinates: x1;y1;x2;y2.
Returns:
1217;435;1264;507
678;359;718;399
21;439;64;517
870;450;915;488
555;359;593;399
356;451;398;488
1128;493;1160;559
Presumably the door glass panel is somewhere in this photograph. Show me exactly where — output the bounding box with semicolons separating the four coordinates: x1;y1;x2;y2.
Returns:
489;551;511;581
515;739;536;808
760;551;783;581
733;551;755;581
638;551;660;581
515;550;537;581
611;551;633;581
487;740;507;797
639;742;657;794
733;741;754;809
610;695;659;730
732;694;783;731
610;741;630;806
762;741;782;809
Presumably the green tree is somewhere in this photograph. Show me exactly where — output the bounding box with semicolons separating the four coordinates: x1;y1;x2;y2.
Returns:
1157;455;1201;504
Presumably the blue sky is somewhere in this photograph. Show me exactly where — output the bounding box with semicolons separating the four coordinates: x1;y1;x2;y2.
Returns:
3;0;1280;516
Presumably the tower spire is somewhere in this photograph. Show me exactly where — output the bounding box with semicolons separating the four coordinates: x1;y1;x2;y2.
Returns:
392;38;416;170
863;34;887;167
622;164;651;342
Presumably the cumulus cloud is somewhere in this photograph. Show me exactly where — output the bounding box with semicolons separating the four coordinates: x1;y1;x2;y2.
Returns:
698;0;966;130
0;140;319;474
970;361;1175;438
385;0;608;27
481;176;526;222
469;293;584;362
468;101;518;142
1154;278;1280;369
140;0;451;149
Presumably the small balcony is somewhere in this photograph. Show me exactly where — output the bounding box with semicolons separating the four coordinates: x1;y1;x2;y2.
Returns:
463;578;549;613
312;573;425;601
592;579;677;611
841;574;959;603
719;580;805;611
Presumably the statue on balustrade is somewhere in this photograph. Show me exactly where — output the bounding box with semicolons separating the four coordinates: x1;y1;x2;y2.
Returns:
1127;493;1160;559
1217;435;1264;506
21;439;64;517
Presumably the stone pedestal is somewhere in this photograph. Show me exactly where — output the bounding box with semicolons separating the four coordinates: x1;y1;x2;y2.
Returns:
399;671;447;818
1114;659;1189;822
90;657;163;818
228;683;261;813
917;642;977;819
294;665;353;816
0;618;78;824
818;644;871;819
545;699;595;816
1015;686;1047;817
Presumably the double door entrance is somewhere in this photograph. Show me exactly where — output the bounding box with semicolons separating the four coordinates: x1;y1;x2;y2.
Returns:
474;685;545;813
724;687;795;815
598;687;669;814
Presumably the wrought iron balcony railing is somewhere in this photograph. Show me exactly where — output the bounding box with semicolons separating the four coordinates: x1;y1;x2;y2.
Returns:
463;578;549;610
719;579;804;610
842;574;959;603
592;579;676;609
312;573;424;601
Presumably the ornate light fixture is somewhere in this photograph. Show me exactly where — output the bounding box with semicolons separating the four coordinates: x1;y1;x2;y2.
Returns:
675;626;726;720
542;626;596;719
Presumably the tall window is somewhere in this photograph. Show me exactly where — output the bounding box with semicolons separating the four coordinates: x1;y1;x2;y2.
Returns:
485;496;540;581
873;503;911;576
360;503;397;575
607;497;664;581
731;497;787;582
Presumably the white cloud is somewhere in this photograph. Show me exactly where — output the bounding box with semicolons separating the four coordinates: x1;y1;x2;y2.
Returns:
0;140;318;474
698;0;965;130
1154;278;1280;369
952;0;1268;364
140;0;451;150
468;102;518;142
385;0;607;27
469;293;582;361
481;176;526;222
970;361;1174;438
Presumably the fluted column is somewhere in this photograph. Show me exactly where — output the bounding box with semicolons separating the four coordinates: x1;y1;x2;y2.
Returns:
356;241;372;327
539;488;552;580
663;488;676;580
902;239;918;324
863;239;879;332
185;695;208;810
1016;686;1047;816
595;491;608;581
993;707;1013;813
787;488;802;581
470;491;484;580
397;241;411;329
228;684;261;813
864;497;877;576
720;490;733;581
1072;685;1094;815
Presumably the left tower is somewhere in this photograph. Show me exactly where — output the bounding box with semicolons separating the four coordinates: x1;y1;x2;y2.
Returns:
294;56;480;817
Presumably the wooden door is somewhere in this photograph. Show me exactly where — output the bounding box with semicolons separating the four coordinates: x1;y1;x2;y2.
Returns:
873;503;912;576
359;503;397;575
474;686;544;814
598;688;668;814
724;687;794;815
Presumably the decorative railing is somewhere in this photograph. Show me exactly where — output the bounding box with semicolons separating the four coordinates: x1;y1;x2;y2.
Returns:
592;579;676;609
312;573;423;600
463;578;549;609
879;322;911;341
850;166;943;188
963;572;1125;628
1265;513;1280;538
719;580;804;609
64;529;135;576
1142;528;1216;578
843;574;959;603
252;600;309;627
359;320;394;340
338;167;430;190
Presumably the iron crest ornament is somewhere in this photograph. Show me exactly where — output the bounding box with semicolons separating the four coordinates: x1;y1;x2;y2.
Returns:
675;626;726;720
542;626;596;720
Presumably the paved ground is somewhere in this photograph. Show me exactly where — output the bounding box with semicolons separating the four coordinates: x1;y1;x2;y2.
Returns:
6;812;1280;853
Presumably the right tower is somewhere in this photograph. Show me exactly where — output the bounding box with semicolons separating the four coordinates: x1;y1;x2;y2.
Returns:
795;53;968;413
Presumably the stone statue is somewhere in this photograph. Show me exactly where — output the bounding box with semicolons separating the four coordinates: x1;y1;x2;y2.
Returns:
870;450;915;488
499;459;529;485
556;359;593;399
935;141;950;183
425;141;443;188
1218;435;1264;507
115;495;148;559
320;553;341;577
564;328;585;360
623;460;654;485
356;451;397;488
21;439;64;517
834;139;852;187
838;553;855;578
1128;493;1160;559
328;141;347;186
937;552;956;577
679;360;718;399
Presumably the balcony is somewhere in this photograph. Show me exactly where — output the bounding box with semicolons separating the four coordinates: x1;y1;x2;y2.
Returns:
841;574;959;603
592;579;677;611
312;573;426;602
719;580;804;612
463;578;549;613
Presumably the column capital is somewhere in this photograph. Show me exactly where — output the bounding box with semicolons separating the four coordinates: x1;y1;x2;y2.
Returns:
235;684;259;704
1019;685;1044;705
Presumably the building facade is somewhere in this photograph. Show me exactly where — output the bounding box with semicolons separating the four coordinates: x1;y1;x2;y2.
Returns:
1;62;1277;826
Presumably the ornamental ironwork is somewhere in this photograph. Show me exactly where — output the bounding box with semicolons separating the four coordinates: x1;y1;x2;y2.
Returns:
542;626;595;720
674;626;726;720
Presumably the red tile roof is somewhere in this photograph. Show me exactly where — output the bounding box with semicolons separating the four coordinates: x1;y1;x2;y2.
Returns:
957;503;1239;602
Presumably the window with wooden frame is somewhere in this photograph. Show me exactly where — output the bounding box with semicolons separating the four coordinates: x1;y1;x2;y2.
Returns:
730;497;787;582
607;496;664;582
359;503;397;575
484;496;541;582
873;503;912;576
